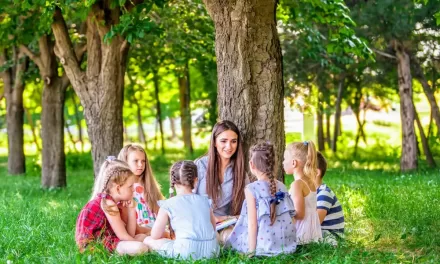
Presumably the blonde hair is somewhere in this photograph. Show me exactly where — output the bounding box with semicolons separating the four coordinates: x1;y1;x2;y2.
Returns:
90;158;134;215
118;144;164;214
285;140;318;181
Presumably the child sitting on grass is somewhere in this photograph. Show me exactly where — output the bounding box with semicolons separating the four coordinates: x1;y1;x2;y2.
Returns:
284;140;322;244
226;142;297;256
143;161;219;260
316;152;345;245
118;144;165;234
75;157;149;255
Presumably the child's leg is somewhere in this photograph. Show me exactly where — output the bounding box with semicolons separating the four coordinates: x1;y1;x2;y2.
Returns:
135;233;148;242
115;241;149;256
143;236;173;251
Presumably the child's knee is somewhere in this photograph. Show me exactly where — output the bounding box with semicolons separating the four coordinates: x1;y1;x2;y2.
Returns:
135;233;147;242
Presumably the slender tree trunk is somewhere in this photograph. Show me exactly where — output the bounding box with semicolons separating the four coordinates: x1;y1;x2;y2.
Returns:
24;107;41;152
153;73;165;154
394;41;417;171
169;117;177;140
0;48;27;175
332;76;345;152
317;83;325;151
178;63;193;154
412;56;440;136
135;101;147;145
414;104;436;168
325;112;331;148
203;0;285;180
52;6;127;176
71;91;84;152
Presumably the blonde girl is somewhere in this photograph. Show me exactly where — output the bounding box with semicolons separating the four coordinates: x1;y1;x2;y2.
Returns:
75;157;149;255
283;140;322;244
118;144;164;233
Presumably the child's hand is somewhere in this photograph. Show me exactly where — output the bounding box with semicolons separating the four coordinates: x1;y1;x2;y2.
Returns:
121;199;136;209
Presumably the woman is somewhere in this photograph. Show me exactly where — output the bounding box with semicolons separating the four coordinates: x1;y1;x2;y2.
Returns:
195;120;248;242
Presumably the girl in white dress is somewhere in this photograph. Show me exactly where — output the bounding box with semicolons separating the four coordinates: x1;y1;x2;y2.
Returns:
283;140;322;244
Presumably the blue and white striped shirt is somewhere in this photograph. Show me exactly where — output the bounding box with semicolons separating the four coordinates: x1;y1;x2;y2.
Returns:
317;184;345;236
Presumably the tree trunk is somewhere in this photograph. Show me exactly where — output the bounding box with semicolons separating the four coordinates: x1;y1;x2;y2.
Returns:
71;91;84;152
414;104;436;168
65;118;78;153
178;63;193;154
325;112;331;149
24;107;41;152
203;0;285;181
135;101;147;145
317;83;325;151
21;35;69;188
412;57;440;137
153;73;165;154
394;42;417;171
332;76;345;152
0;48;27;175
52;6;127;176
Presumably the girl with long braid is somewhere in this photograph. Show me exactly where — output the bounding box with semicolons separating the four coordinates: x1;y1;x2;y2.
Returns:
75;157;149;255
226;142;297;256
143;161;219;260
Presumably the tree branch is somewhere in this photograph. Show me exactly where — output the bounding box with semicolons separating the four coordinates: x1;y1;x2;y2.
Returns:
19;45;43;69
52;6;89;104
372;48;396;60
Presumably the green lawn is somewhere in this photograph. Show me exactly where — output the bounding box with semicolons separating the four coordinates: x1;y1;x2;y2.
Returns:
1;145;439;264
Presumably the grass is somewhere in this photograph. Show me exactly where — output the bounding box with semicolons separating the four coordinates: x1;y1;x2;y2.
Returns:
1;145;440;264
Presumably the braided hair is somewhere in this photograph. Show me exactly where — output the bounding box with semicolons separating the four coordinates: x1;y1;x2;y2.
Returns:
167;160;198;239
250;142;277;225
90;157;134;215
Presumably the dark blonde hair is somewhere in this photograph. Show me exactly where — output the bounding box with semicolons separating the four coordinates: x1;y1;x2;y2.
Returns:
168;160;198;239
91;158;134;215
250;142;277;225
118;144;164;214
205;120;246;215
286;140;318;182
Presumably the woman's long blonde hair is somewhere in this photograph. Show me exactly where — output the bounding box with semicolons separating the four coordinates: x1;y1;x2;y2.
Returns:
91;158;134;215
118;144;164;214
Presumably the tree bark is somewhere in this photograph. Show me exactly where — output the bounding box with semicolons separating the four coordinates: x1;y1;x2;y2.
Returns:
0;48;27;175
203;0;285;180
52;6;127;176
153;72;165;154
411;56;440;137
178;63;193;154
332;76;345;152
394;42;417;171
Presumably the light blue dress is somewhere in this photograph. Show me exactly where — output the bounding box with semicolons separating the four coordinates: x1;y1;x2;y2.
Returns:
226;180;297;256
156;194;220;260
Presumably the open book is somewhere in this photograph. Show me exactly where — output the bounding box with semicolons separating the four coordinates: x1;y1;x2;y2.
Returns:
216;217;237;231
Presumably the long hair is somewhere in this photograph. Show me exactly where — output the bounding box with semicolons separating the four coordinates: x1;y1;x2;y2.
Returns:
91;158;134;215
168;160;198;239
250;142;277;225
286;140;318;182
118;144;165;214
205;120;246;216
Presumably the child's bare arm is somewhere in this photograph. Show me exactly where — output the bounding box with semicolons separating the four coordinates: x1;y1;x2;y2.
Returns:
245;188;257;256
317;209;327;224
103;201;136;241
150;208;168;239
291;181;305;220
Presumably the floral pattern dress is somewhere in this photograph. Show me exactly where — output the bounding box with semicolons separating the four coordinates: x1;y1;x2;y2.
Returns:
133;183;156;227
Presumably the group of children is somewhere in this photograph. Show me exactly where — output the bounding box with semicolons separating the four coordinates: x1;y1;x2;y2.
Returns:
75;140;344;259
